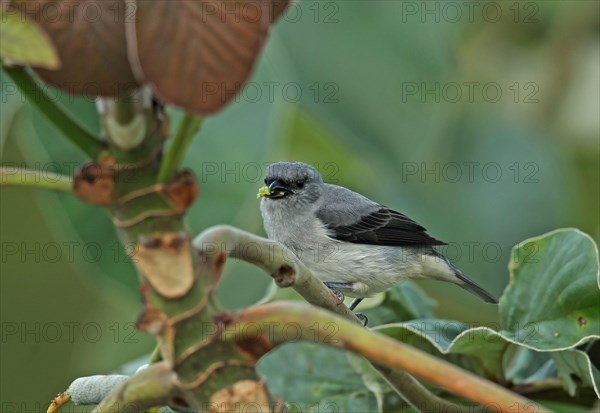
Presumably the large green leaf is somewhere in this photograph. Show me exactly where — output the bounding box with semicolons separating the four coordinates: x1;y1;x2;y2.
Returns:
550;349;600;397
376;320;510;381
377;229;600;397
501;228;599;350
500;229;600;397
377;322;599;398
0;11;59;68
258;342;380;412
503;345;556;384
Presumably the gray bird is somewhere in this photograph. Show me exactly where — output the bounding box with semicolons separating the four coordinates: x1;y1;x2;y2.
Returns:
258;162;497;322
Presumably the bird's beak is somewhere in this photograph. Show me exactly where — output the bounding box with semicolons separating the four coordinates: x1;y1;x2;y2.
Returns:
257;180;292;199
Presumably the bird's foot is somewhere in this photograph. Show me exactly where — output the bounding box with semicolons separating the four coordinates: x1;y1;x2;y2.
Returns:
355;312;368;326
324;282;349;304
323;282;368;326
331;289;345;303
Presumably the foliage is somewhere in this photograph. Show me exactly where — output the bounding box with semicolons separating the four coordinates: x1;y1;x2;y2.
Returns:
256;229;599;411
1;1;598;412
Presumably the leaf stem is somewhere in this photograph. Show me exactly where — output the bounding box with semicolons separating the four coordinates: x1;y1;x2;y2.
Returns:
157;114;203;183
3;66;104;159
1;166;72;193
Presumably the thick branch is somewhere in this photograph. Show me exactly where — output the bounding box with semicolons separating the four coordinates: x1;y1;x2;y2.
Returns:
229;303;550;413
193;225;361;323
3;66;104;159
90;97;270;410
158;114;204;183
193;226;542;413
1;166;72;193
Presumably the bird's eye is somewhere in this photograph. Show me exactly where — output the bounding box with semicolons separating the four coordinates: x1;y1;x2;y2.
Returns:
264;178;268;185
297;181;305;189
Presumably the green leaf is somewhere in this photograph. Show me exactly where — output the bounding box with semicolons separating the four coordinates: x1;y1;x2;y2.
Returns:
0;11;59;69
346;356;388;412
377;229;600;397
550;349;600;397
500;229;600;398
375;320;510;381
257;342;380;412
538;401;595;413
503;346;556;384
362;282;436;326
501;228;600;350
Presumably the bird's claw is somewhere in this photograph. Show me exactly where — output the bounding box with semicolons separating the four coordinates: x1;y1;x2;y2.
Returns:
330;289;345;304
355;312;368;326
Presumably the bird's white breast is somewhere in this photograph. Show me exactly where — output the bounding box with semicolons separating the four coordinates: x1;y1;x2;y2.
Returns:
261;198;427;296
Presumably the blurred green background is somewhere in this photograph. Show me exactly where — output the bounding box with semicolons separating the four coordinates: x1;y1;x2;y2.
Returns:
1;0;598;409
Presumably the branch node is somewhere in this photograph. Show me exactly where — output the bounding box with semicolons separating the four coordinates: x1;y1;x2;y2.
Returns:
271;264;296;287
73;162;115;206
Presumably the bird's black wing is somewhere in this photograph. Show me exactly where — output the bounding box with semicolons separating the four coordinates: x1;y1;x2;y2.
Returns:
316;184;446;247
320;207;446;247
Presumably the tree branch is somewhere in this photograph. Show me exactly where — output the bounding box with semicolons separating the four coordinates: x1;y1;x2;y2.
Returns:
0;166;72;193
157;114;204;183
193;225;362;322
193;225;546;413
228;303;551;413
3;66;104;159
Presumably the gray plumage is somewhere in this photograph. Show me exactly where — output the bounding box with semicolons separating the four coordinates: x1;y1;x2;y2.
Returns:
259;162;497;303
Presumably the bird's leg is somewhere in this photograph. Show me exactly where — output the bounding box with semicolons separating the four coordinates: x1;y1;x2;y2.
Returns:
355;313;368;326
348;297;364;311
323;282;347;303
323;283;369;326
349;298;369;325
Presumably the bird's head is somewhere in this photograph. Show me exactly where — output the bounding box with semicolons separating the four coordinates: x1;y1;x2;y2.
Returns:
258;162;324;207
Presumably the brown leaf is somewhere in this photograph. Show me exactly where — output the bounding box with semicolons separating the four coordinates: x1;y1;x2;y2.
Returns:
10;0;139;96
127;0;290;114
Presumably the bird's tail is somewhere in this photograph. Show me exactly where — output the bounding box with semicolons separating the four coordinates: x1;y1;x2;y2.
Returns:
432;251;498;304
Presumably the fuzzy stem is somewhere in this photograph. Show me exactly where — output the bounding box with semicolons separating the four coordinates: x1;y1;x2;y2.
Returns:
91;362;176;413
0;166;72;193
3;66;104;159
157;114;203;183
230;303;551;413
